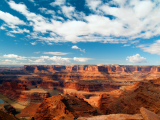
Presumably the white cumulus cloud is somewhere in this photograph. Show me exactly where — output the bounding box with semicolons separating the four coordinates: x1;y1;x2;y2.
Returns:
72;45;85;53
3;54;27;60
6;32;15;37
86;0;102;10
5;0;160;45
31;42;37;45
137;40;160;55
126;54;147;63
50;56;71;63
50;0;66;6
0;10;25;25
40;56;50;59
10;28;30;34
39;7;55;15
73;57;93;62
61;6;75;19
43;52;69;55
4;59;12;62
34;59;45;63
0;26;5;30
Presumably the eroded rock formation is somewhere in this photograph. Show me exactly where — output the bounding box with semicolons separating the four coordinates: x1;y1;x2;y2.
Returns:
0;110;19;120
16;103;41;118
1;65;160;119
24;65;160;73
77;114;143;120
0;82;50;106
34;94;101;120
98;78;160;115
23;65;160;81
77;107;160;120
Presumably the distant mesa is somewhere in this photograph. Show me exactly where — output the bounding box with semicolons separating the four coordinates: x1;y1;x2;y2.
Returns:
24;65;160;74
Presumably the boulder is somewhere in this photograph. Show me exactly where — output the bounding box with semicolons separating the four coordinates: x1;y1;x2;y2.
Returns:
140;107;160;120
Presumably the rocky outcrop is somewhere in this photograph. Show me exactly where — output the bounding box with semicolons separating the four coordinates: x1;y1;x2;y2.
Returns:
40;80;60;89
24;65;160;73
20;89;50;105
63;81;103;92
51;80;124;93
61;79;135;92
0;76;18;84
3;104;17;115
103;84;121;91
98;78;160;115
140;107;160;120
0;110;19;120
77;114;143;120
23;65;160;81
78;107;160;120
0;82;50;106
52;72;107;80
22;65;160;82
16;103;41;118
1;82;28;90
14;80;32;86
0;75;42;86
24;65;39;72
34;94;101;120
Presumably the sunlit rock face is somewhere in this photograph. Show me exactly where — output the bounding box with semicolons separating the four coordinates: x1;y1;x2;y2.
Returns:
0;82;50;106
77;114;144;120
98;78;160;115
1;65;160;115
1;82;28;90
16;103;41;118
24;65;160;81
34;94;101;120
77;107;160;120
21;65;160;107
1;65;160;120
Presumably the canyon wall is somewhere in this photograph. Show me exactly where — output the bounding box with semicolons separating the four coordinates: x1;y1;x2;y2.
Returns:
34;94;101;120
24;65;160;73
0;82;50;106
40;79;130;93
63;81;103;92
98;78;160;115
23;65;160;81
1;65;160;109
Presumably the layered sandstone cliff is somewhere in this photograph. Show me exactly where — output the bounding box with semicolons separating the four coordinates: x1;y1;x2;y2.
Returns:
77;107;160;120
16;103;41;118
24;65;160;73
0;82;50;106
23;65;160;81
98;78;160;115
34;94;101;120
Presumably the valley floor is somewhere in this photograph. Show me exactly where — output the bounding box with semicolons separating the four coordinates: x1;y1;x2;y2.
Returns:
0;94;26;112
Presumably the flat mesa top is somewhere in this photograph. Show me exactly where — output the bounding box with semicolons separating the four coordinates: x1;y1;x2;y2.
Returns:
22;89;48;93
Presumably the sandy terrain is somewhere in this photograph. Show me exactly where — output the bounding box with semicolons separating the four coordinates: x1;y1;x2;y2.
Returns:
0;94;26;112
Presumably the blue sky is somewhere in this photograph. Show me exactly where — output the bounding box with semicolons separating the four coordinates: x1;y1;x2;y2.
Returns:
0;0;160;66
